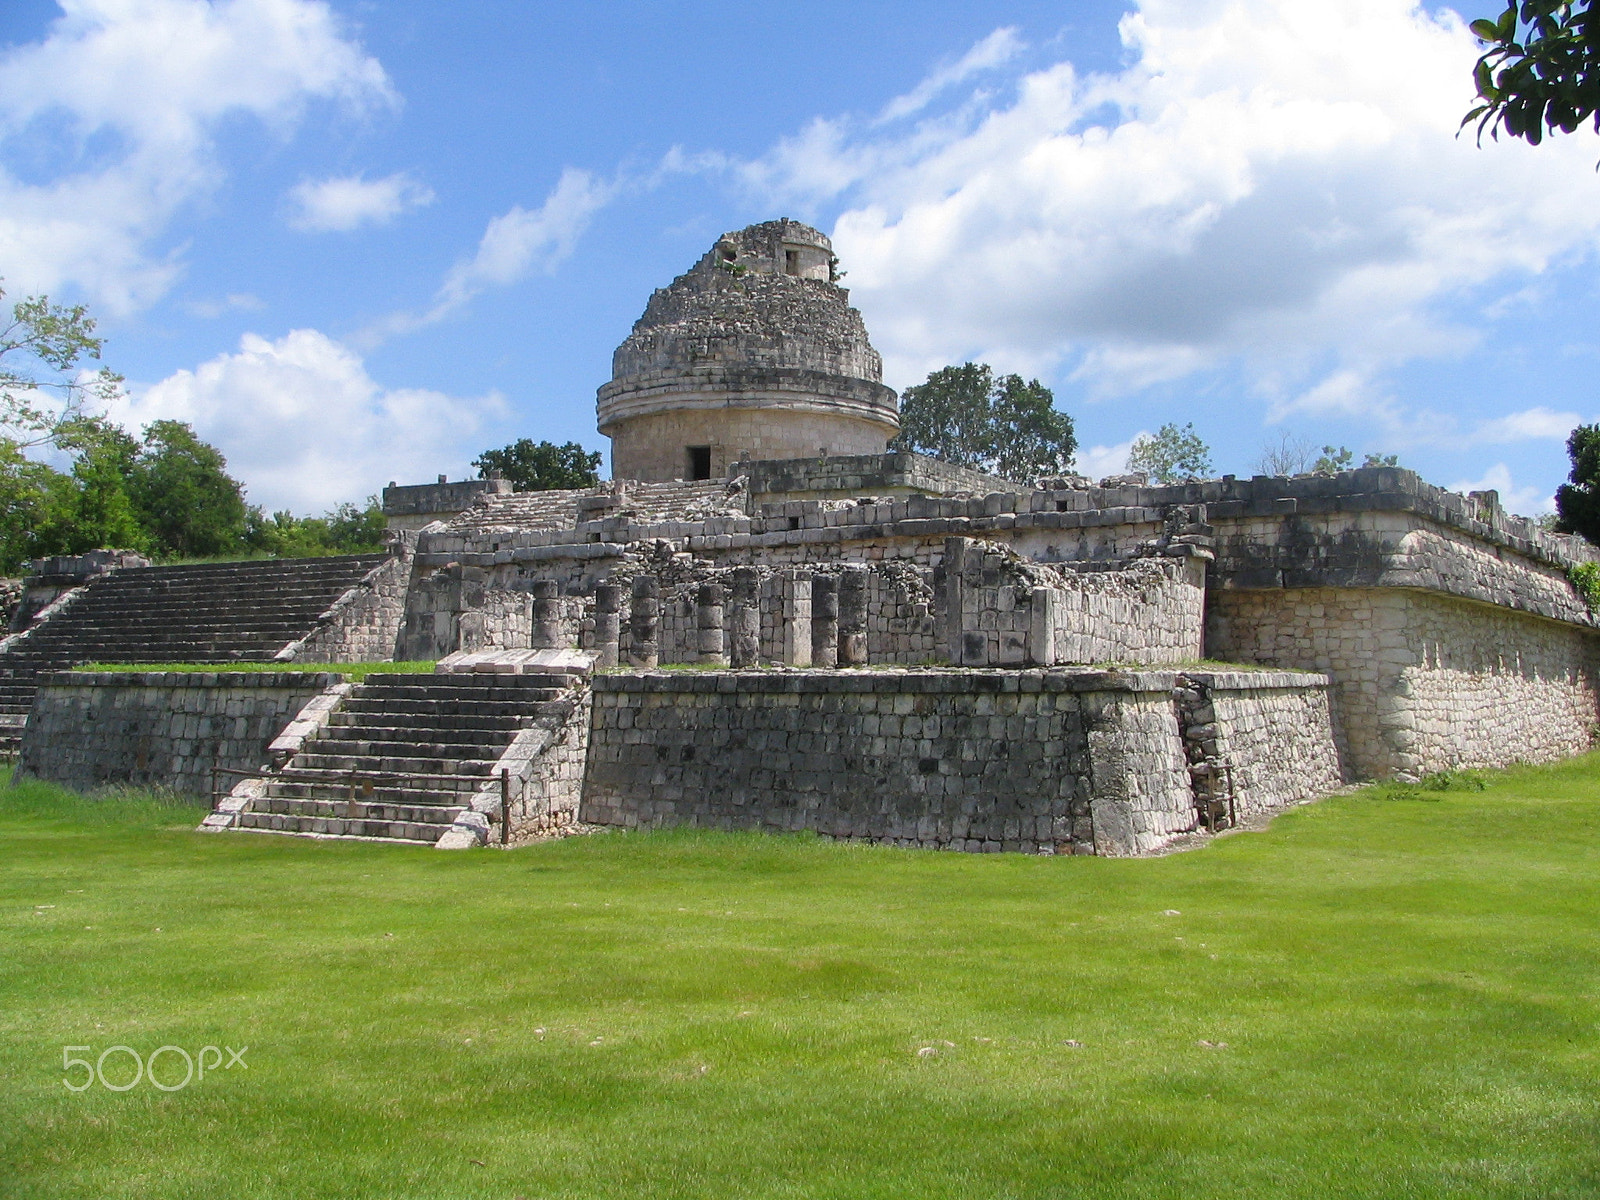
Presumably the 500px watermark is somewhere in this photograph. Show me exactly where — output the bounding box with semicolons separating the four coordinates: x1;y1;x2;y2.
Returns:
62;1044;248;1092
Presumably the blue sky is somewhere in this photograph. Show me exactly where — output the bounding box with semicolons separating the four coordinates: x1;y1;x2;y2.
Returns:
3;0;1598;517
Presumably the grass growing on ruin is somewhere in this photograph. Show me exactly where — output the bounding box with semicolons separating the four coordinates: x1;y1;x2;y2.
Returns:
74;661;435;681
2;761;1599;1199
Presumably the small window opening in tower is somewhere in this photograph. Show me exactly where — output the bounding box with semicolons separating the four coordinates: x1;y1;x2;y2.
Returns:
687;446;712;480
785;249;800;276
721;247;736;262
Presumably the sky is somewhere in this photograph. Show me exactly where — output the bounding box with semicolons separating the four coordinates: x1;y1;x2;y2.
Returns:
3;0;1599;519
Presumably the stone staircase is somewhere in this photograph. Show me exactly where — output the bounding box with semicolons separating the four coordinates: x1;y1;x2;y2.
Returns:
222;670;582;845
0;554;389;760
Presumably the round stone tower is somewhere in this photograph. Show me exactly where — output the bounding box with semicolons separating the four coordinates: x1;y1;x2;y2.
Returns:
597;219;899;482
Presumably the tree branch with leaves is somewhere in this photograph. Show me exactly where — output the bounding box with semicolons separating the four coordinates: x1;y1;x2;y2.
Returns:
1463;2;1600;146
0;284;125;450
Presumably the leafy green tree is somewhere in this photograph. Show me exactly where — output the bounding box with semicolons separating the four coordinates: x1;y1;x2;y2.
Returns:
243;497;387;558
56;417;146;554
890;363;1076;481
1310;446;1400;474
126;420;248;558
1127;423;1213;483
1463;2;1600;146
474;439;602;491
325;498;387;551
0;439;77;572
1555;423;1600;541
0;284;124;450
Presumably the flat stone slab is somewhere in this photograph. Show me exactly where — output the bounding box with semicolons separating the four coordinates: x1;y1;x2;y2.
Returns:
436;649;594;677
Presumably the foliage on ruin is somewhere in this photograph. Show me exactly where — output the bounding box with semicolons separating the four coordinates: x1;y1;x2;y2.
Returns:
6;754;1600;1196
890;363;1077;482
1555;423;1600;544
1567;559;1600;608
474;438;603;491
1463;2;1600;146
1311;446;1401;475
1127;422;1213;483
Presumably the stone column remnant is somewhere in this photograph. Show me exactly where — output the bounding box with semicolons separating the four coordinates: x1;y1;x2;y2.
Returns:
729;568;760;668
531;579;562;649
838;566;868;666
594;583;621;668
697;582;728;666
629;575;659;668
811;574;838;668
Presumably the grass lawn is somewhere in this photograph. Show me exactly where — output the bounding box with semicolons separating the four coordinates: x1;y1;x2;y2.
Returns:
1;761;1598;1199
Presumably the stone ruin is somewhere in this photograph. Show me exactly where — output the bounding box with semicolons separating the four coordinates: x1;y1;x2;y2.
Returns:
8;220;1600;855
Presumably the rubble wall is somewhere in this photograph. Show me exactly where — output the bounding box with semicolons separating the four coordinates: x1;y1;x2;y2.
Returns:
1208;587;1600;780
15;670;341;796
580;668;1338;855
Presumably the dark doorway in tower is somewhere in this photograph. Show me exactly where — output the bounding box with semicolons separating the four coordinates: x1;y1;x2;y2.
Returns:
687;446;712;480
785;249;800;276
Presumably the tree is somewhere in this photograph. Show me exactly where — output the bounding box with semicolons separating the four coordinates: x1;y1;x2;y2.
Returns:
1463;3;1600;146
56;416;146;554
890;363;1076;481
1309;446;1400;474
1257;431;1316;476
1555;423;1600;541
126;420;248;558
0;284;124;450
1127;423;1212;483
0;440;77;573
473;439;602;491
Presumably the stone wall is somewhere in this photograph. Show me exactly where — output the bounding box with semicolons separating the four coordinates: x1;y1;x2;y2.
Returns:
944;538;1207;667
381;478;511;532
14;670;342;796
1185;671;1346;820
580;667;1338;855
0;578;22;631
1208;587;1600;779
397;566;589;661
281;549;411;663
740;451;1016;502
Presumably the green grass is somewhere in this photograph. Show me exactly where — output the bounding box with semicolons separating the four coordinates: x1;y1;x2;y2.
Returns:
2;760;1599;1199
73;661;435;682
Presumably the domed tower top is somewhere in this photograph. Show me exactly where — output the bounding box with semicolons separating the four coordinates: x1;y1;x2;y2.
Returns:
597;219;899;482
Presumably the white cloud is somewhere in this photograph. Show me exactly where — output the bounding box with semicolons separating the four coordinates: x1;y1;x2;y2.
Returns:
183;292;265;318
0;0;395;314
112;329;504;512
1469;406;1582;444
877;28;1025;124
359;167;615;345
1075;434;1141;481
729;0;1600;405
1447;463;1553;516
437;168;613;307
287;171;433;232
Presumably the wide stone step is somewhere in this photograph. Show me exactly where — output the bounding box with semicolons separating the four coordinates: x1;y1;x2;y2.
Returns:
304;732;512;757
338;697;564;719
262;778;488;807
248;794;464;823
327;710;532;733
362;673;574;690
233;810;449;843
291;753;499;775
